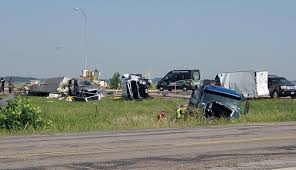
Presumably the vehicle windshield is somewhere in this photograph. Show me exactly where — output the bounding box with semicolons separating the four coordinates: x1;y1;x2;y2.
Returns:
78;80;92;86
201;90;242;108
192;71;200;81
277;78;291;85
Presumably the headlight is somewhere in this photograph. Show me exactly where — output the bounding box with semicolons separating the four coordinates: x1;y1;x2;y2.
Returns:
281;86;287;90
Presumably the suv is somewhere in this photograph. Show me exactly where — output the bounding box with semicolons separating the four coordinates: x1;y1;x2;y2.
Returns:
157;70;200;91
268;75;296;98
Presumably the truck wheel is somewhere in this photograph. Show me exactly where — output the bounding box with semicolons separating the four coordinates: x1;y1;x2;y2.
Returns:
159;86;164;91
182;86;187;91
291;95;296;99
271;91;279;98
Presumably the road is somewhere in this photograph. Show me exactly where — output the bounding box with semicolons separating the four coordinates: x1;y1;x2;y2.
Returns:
1;123;296;170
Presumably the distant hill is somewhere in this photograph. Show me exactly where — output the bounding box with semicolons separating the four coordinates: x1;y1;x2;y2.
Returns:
1;76;40;83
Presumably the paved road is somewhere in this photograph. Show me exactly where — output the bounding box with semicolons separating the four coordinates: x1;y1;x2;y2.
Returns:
1;123;296;170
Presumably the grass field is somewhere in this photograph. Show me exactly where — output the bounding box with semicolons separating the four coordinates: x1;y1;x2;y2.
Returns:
1;96;296;135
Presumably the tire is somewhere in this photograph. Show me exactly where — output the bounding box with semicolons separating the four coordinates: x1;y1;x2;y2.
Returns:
291;95;296;99
159;86;164;91
271;91;279;98
182;86;187;91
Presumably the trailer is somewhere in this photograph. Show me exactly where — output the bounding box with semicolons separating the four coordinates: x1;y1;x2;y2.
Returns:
215;71;270;98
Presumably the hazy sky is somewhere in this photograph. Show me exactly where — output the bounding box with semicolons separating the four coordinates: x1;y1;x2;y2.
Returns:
0;0;295;79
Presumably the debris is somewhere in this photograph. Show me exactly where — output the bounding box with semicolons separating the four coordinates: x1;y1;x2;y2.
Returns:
29;77;70;96
29;77;105;102
65;96;74;102
48;93;61;99
112;96;122;100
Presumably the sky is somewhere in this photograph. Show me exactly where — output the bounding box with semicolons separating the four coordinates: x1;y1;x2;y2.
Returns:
0;0;296;80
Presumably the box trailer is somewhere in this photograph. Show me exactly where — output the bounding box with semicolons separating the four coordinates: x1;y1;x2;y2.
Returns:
215;71;269;98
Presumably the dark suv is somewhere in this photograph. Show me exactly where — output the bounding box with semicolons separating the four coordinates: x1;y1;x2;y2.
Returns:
157;70;200;91
268;75;296;98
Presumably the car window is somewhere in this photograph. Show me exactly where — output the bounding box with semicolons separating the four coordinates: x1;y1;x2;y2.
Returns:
278;78;291;85
270;79;279;85
78;80;91;86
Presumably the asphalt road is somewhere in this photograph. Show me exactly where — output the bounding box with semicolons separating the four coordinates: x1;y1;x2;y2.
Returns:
1;123;296;170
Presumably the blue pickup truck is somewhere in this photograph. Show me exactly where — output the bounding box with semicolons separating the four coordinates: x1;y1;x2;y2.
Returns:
189;85;245;118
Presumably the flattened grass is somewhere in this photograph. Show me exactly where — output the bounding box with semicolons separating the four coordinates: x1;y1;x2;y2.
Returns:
1;96;296;135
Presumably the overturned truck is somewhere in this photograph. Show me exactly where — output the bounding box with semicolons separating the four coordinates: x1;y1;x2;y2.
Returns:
121;74;149;100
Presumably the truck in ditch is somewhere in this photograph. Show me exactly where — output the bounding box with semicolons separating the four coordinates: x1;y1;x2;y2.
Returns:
189;85;247;119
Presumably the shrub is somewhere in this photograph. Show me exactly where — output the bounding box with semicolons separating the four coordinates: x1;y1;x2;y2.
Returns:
0;97;52;130
109;72;121;89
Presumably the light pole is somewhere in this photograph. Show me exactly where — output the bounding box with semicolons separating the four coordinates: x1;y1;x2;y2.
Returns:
74;7;87;70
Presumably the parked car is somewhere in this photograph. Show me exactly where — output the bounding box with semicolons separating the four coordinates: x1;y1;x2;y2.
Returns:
268;75;296;98
157;70;200;91
189;85;245;118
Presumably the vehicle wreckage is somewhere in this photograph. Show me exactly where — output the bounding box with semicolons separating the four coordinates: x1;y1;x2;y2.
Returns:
121;74;150;100
189;85;249;119
28;77;104;102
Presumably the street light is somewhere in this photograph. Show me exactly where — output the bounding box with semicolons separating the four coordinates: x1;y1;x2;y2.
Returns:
73;7;87;70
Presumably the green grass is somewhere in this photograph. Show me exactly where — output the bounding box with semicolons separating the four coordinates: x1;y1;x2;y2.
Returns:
1;97;296;135
238;99;296;123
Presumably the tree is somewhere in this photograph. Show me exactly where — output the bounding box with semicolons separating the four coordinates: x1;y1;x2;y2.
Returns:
109;72;121;89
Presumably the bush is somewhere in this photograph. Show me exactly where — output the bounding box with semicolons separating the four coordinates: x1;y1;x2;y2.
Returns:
148;84;157;90
0;97;52;130
109;72;121;89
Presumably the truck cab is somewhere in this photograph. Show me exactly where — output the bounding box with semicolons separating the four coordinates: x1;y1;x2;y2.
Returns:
189;85;243;118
